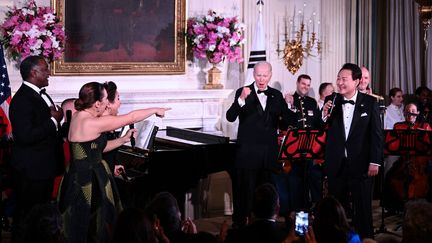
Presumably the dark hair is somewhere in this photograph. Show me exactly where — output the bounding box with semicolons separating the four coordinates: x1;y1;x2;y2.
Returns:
20;56;45;81
23;203;67;243
103;81;117;103
74;82;105;111
297;74;312;83
415;86;431;96
319;83;333;96
112;208;157;243
340;63;362;81
313;196;352;243
389;87;402;98
403;199;432;243
145;192;181;236
253;183;279;219
61;98;76;109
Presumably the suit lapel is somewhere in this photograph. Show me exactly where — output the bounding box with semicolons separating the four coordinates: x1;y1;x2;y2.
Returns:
347;93;364;140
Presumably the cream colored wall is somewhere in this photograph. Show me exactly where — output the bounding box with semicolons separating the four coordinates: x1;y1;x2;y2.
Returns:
0;0;345;107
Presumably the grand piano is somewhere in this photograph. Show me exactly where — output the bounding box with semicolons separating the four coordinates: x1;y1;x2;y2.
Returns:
117;126;236;215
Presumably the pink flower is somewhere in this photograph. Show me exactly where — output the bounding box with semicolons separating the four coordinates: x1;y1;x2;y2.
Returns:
186;10;244;64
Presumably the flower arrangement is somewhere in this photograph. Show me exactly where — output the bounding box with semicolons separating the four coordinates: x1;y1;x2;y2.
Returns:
186;10;245;64
0;0;65;63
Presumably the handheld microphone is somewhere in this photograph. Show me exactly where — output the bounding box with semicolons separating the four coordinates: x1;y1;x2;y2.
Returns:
328;92;338;116
66;110;72;123
129;124;135;149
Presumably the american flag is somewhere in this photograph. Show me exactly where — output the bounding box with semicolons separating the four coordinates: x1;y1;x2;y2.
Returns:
0;44;12;136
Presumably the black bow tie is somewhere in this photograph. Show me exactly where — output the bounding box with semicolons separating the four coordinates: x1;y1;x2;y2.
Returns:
341;99;355;105
257;89;269;95
39;88;47;95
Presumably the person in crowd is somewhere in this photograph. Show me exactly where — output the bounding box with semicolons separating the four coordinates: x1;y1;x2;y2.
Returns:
414;86;431;126
384;88;404;129
145;191;217;243
23;203;67;243
9;55;64;243
60;98;77;139
317;82;334;110
280;74;323;215
224;183;288;243
102;81;137;208
358;67;372;95
322;63;382;239
226;61;295;228
402;199;432;243
313;196;361;243
393;103;431;130
112;207;169;243
58;82;170;243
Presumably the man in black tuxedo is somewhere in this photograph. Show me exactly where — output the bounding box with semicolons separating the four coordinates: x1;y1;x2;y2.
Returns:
226;61;294;228
9;56;64;243
322;63;382;239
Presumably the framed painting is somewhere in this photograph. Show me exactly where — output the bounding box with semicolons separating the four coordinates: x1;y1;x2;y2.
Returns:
51;0;186;75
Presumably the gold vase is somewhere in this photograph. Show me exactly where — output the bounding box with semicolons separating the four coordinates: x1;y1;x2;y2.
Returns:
204;63;223;89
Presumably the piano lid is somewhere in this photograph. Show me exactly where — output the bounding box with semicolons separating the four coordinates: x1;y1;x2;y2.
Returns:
156;127;231;146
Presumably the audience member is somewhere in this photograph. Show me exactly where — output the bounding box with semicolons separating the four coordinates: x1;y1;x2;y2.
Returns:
402;199;432;243
358;67;372;95
384;88;404;129
145;191;217;243
112;207;168;243
318;82;334;110
313;196;361;243
23;203;67;243
60;98;77;139
393;103;431;130
9;56;64;243
224;183;288;243
58;82;170;243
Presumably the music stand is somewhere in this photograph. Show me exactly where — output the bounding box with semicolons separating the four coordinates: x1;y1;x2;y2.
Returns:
379;129;432;232
277;129;327;208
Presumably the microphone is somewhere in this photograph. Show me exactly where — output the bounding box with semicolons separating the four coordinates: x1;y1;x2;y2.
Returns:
66;110;72;123
328;92;338;116
129;124;135;149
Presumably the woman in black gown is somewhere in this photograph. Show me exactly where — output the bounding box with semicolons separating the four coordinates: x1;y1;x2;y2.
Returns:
58;82;169;243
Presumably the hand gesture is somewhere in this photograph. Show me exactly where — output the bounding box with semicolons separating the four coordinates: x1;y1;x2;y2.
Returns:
51;105;63;123
121;128;137;143
284;93;294;106
156;108;171;118
239;87;251;101
322;100;334;118
114;165;125;177
181;218;197;234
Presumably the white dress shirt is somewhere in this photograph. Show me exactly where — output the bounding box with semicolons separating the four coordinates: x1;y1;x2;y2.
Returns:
384;104;404;129
23;81;58;129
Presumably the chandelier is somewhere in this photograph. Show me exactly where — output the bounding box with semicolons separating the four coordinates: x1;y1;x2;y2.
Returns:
276;5;322;75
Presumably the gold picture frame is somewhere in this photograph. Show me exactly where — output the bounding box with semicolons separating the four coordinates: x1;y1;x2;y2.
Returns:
51;0;186;75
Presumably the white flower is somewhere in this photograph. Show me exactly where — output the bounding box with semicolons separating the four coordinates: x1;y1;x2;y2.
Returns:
32;49;41;55
51;38;59;48
229;39;238;47
30;39;43;50
205;14;215;22
43;13;56;24
21;8;35;16
208;44;216;51
217;26;229;34
26;25;41;39
196;16;204;23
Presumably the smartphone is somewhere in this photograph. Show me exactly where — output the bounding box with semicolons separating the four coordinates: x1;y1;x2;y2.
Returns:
295;210;309;236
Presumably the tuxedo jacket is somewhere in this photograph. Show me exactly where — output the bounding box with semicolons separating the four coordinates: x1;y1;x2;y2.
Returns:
226;83;294;169
9;84;64;180
324;92;383;178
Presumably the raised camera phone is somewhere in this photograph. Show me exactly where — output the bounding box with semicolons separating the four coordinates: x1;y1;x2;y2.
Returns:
295;211;309;236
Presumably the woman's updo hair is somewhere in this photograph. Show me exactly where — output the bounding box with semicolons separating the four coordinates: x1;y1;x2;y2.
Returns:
103;81;117;103
75;82;106;111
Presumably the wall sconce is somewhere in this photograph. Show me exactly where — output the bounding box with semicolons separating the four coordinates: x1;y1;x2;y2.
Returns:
276;3;322;75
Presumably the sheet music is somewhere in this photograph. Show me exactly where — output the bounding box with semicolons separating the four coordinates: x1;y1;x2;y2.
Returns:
120;120;156;149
